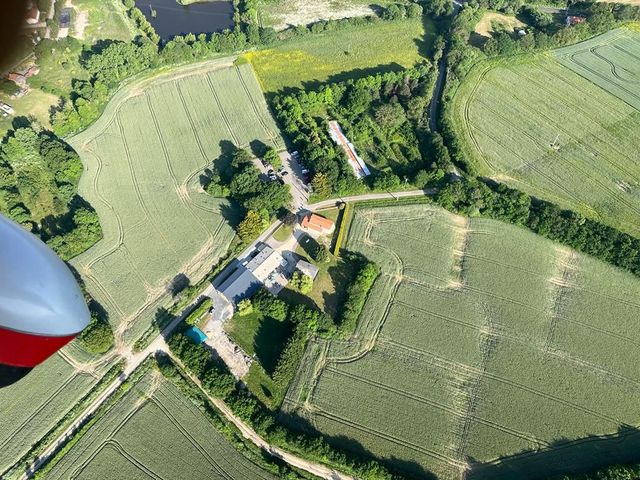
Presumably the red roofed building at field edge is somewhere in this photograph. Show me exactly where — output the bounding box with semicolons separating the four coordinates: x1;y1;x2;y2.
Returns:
301;213;335;236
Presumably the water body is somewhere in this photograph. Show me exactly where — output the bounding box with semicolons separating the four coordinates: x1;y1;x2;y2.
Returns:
140;0;234;39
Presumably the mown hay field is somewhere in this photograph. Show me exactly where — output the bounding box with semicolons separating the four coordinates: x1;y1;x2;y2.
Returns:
45;369;280;480
69;59;283;345
451;28;640;236
243;18;428;93
283;203;640;480
0;354;114;478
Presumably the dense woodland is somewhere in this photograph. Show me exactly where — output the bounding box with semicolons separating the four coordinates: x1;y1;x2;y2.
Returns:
272;64;450;196
0;127;101;260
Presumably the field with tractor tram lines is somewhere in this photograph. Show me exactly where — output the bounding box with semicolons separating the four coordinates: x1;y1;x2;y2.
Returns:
45;369;281;480
68;59;283;347
283;202;640;480
0;354;116;478
451;27;640;237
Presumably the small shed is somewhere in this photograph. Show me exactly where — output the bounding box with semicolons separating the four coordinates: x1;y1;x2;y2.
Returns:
296;259;320;281
185;326;208;344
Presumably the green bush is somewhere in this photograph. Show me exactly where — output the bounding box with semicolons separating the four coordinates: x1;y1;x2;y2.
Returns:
77;315;114;355
339;260;380;336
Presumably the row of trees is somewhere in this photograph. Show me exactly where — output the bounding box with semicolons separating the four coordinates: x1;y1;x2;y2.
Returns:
167;311;401;480
436;178;640;277
50;0;428;138
337;253;380;337
483;2;623;57
271;64;449;198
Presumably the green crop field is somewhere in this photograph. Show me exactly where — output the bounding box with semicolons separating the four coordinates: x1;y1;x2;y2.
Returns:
243;18;429;93
0;354;111;478
283;203;640;480
45;369;281;480
69;59;283;346
451;28;640;237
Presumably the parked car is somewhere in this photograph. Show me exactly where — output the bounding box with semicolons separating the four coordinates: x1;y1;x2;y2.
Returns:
280;170;289;177
301;168;309;175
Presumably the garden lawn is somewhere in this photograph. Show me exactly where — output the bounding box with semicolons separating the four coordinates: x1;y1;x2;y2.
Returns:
72;0;136;42
451;28;640;236
283;202;640;480
243;18;428;93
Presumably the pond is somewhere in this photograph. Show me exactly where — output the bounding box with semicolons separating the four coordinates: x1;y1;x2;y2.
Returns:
139;0;235;39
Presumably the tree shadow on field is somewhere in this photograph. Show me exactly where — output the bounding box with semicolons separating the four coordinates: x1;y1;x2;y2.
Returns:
253;316;293;376
277;410;437;479
249;139;270;158
466;424;640;480
219;202;243;229
154;307;176;339
167;273;190;297
213;139;238;182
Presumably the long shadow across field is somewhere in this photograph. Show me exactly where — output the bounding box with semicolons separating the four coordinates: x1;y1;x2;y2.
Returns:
467;425;640;480
277;410;437;480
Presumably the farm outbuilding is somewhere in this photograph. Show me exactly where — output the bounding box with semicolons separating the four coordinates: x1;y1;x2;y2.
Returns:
301;213;335;236
214;243;285;304
566;15;586;26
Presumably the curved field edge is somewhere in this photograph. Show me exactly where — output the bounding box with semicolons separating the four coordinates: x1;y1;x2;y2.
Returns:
66;58;253;347
448;28;640;236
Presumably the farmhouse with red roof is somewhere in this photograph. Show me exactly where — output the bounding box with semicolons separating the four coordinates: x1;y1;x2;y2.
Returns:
301;213;335;236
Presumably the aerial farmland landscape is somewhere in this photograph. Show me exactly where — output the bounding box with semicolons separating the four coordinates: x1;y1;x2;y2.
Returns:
0;0;639;479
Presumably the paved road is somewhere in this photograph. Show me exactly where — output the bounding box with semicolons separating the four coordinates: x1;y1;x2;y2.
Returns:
308;189;435;210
